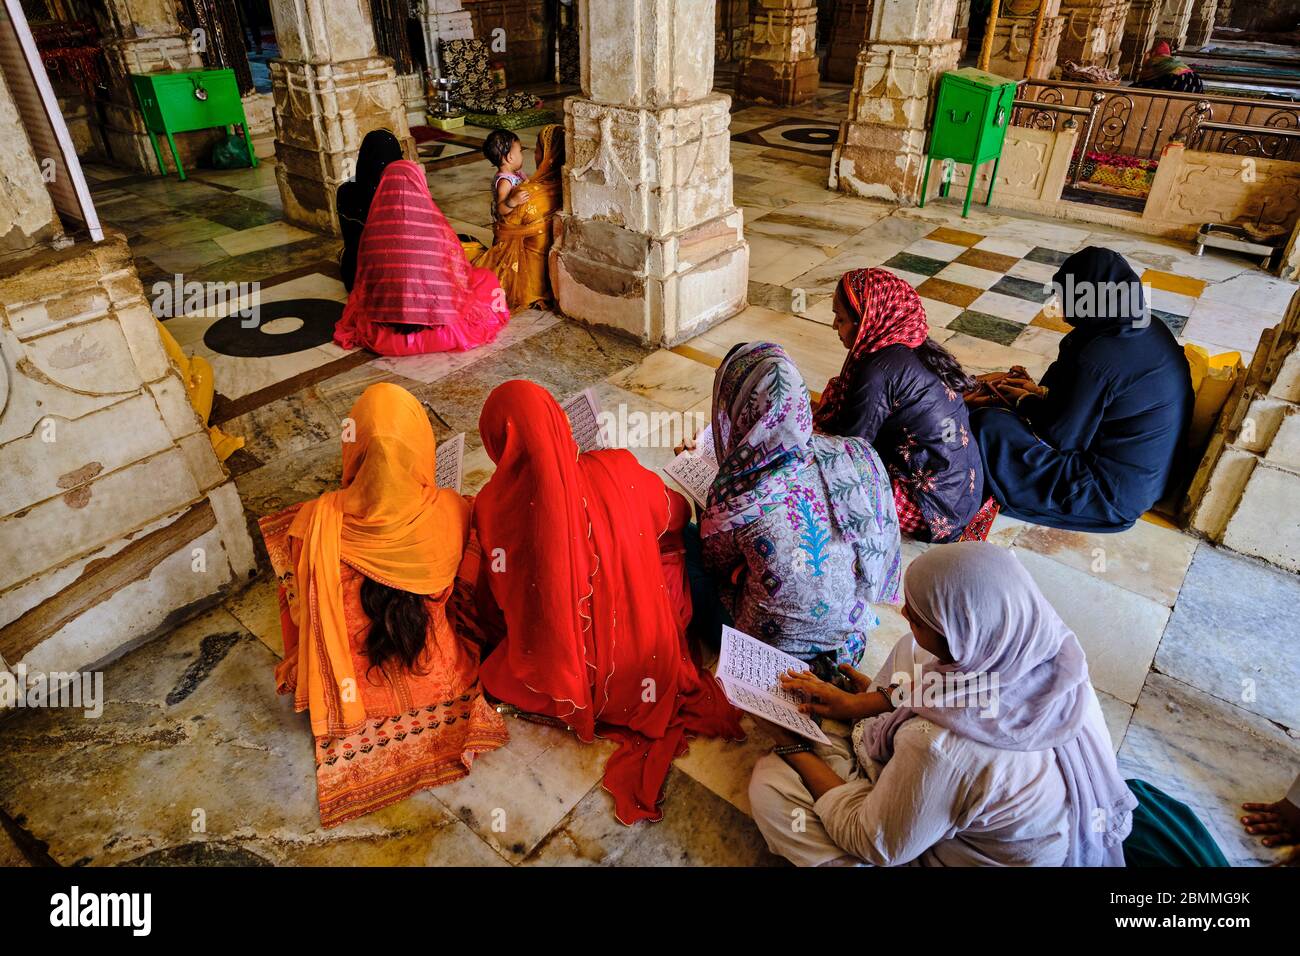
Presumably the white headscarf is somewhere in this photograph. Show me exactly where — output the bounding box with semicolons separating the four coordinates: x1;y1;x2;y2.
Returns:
866;542;1135;866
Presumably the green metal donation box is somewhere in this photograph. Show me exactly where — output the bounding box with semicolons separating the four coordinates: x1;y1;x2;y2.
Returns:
130;69;256;181
920;67;1017;217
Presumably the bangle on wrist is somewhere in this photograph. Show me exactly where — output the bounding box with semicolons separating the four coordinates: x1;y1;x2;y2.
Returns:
773;742;813;756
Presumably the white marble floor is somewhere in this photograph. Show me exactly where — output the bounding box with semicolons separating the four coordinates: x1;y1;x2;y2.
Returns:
4;100;1297;868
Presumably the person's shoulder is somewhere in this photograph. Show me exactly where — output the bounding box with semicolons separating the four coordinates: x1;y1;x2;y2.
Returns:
850;344;916;384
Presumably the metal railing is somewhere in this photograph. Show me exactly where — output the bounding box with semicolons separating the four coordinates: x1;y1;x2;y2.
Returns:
1009;90;1106;186
1017;78;1300;163
1185;104;1300;162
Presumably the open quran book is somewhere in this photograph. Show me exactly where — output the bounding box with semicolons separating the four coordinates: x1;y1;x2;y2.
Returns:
716;625;830;743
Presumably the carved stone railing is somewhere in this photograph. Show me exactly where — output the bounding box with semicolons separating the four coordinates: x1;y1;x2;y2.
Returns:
1018;79;1300;162
1011;89;1104;185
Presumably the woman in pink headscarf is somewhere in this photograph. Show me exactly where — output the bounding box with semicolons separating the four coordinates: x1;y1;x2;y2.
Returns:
334;160;510;357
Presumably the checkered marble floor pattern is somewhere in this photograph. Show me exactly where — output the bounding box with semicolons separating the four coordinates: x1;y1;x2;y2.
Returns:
3;98;1297;869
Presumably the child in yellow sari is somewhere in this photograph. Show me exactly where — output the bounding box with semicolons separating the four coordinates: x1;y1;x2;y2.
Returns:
474;124;565;311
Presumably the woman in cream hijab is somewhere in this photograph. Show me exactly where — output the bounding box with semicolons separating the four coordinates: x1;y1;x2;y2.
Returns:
749;541;1133;866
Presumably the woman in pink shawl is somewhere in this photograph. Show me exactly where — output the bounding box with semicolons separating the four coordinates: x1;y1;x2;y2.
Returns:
748;542;1134;866
334;160;509;356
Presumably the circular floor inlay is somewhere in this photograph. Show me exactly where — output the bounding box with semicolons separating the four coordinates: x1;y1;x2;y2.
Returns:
260;316;305;335
781;126;837;146
204;297;343;357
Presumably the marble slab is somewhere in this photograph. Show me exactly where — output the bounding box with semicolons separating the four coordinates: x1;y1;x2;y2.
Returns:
523;768;784;866
1183;299;1275;358
430;718;615;863
606;349;715;412
1013;521;1199;607
1012;548;1170;705
1154;544;1300;730
0;608;501;866
1117;673;1300;866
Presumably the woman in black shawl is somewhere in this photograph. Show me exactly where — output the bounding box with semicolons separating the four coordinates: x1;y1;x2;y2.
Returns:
970;247;1192;532
337;130;404;291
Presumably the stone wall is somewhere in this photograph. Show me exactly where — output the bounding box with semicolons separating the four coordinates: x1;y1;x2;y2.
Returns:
461;0;550;84
986;9;1065;81
0;237;255;690
0;64;60;262
1217;0;1297;32
1184;288;1300;572
1056;0;1129;70
1143;143;1300;239
922;123;1080;212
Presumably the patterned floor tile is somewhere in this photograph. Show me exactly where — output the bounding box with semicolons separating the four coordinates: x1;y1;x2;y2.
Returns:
970;289;1043;324
948;310;1026;345
905;237;969;262
935;261;1004;290
955;247;1020;273
991;274;1054;303
1141;269;1207;298
1024;246;1072;266
927;225;984;247
883;251;948;276
915;276;984;308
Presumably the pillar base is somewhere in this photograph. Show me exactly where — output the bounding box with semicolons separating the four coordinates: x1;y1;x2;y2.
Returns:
736;56;821;106
270;56;412;235
831;39;961;205
551;210;749;347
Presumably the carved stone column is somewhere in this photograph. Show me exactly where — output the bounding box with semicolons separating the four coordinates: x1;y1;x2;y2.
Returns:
987;1;1065;80
736;0;820;106
551;0;749;346
267;0;413;235
1185;0;1219;47
1155;0;1198;48
94;0;206;173
1056;0;1131;70
1119;0;1162;77
830;0;961;204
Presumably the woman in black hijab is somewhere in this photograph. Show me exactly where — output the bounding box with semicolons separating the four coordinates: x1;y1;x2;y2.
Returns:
337;130;404;291
970;246;1192;532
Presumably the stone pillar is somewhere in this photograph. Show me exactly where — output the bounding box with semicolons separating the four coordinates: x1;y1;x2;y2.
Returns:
954;0;973;55
987;1;1066;80
0;70;255;685
0;67;61;261
1185;0;1219;47
1155;0;1197;47
825;0;873;83
736;0;820;106
95;0;206;174
420;0;476;74
550;0;749;347
267;0;413;235
830;0;962;204
1119;0;1162;77
1057;0;1131;70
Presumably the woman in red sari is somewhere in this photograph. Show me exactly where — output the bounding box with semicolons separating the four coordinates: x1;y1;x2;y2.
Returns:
471;380;743;824
334;159;509;357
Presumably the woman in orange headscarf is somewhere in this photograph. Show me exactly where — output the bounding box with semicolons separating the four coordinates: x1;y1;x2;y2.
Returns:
470;380;743;825
473;124;565;311
260;383;508;827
